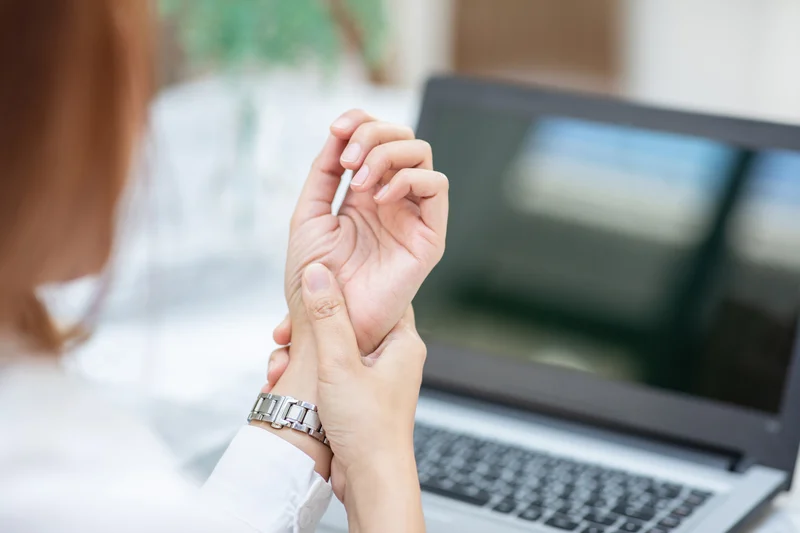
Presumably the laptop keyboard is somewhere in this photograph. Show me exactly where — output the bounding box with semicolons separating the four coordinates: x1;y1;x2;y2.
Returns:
414;424;714;532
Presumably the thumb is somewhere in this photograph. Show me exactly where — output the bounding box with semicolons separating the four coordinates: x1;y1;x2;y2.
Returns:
301;263;360;376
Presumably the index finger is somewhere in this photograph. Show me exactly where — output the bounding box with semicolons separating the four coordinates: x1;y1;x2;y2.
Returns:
291;110;377;228
329;108;376;139
374;168;449;242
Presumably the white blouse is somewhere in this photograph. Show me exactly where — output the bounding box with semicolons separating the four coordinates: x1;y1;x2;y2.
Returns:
0;359;333;533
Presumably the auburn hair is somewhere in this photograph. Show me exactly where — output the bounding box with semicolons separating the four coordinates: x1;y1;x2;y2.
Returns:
0;1;153;352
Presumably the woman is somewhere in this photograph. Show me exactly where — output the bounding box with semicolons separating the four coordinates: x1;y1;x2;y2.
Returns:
0;2;448;533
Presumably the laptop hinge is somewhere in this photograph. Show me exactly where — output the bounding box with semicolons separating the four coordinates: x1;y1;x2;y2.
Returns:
421;387;741;471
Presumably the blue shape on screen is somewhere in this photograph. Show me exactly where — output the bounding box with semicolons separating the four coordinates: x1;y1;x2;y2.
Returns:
749;151;800;206
530;117;735;195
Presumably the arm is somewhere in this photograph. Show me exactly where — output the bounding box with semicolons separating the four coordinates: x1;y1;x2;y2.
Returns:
257;337;425;533
297;263;428;533
253;331;332;480
344;454;425;533
230;107;446;531
255;338;424;533
202;335;334;532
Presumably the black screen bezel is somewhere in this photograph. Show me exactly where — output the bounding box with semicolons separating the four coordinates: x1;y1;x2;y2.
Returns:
415;75;800;475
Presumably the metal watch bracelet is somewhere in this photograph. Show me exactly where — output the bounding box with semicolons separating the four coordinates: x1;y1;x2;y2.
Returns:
247;392;330;446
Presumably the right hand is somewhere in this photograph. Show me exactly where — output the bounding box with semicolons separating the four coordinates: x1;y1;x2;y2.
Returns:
300;262;425;529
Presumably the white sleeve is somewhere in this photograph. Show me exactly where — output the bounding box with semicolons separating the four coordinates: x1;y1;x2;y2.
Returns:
202;425;333;533
0;366;334;533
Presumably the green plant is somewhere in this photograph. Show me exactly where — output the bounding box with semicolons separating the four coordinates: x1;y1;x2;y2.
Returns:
160;0;387;78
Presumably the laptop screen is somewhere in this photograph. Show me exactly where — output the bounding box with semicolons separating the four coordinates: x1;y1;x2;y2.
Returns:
415;104;800;415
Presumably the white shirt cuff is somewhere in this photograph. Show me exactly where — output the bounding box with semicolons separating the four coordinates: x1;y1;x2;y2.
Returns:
202;425;332;533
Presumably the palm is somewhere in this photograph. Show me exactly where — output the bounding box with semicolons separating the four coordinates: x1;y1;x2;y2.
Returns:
287;184;438;352
284;112;448;353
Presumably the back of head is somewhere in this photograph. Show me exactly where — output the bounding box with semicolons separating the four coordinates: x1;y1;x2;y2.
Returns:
0;0;153;352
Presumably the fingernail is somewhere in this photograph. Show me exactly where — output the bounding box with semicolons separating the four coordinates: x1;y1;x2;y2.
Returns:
341;143;362;163
331;116;353;130
267;357;275;374
374;184;389;200
304;263;331;293
352;164;370;186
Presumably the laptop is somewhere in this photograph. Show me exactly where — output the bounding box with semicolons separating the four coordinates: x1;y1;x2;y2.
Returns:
320;76;800;533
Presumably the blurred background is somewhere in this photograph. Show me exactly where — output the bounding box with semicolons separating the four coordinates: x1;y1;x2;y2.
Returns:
60;0;800;474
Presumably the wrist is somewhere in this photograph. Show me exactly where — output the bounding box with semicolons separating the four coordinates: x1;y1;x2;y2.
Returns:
255;335;331;478
251;418;332;479
270;332;318;400
346;448;418;488
343;450;424;533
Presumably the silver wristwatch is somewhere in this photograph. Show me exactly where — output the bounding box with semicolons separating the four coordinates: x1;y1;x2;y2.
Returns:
247;393;330;446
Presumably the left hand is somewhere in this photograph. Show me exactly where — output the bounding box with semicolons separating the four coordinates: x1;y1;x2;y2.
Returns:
261;346;290;394
284;109;448;355
258;314;291;393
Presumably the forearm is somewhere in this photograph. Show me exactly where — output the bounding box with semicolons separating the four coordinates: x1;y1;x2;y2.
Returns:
251;332;332;479
344;452;425;533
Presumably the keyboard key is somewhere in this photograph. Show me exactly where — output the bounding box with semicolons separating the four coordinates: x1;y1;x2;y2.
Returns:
654;484;681;499
512;487;533;502
684;492;712;506
584;511;617;526
544;514;580;531
492;498;516;514
671;505;693;517
654;499;672;510
420;480;490;507
657;515;682;529
519;492;544;506
589;498;614;509
555;502;574;514
645;529;668;533
683;495;703;506
612;505;656;522
496;481;520;496
620;520;643;532
519;505;543;522
583;526;606;533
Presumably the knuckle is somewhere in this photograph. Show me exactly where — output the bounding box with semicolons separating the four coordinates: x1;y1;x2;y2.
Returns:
394;167;413;182
412;333;426;350
429;240;446;263
309;297;343;320
399;125;416;139
351;121;377;142
365;147;390;172
346;108;374;124
311;151;325;167
309;154;324;172
436;171;449;190
413;337;428;362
